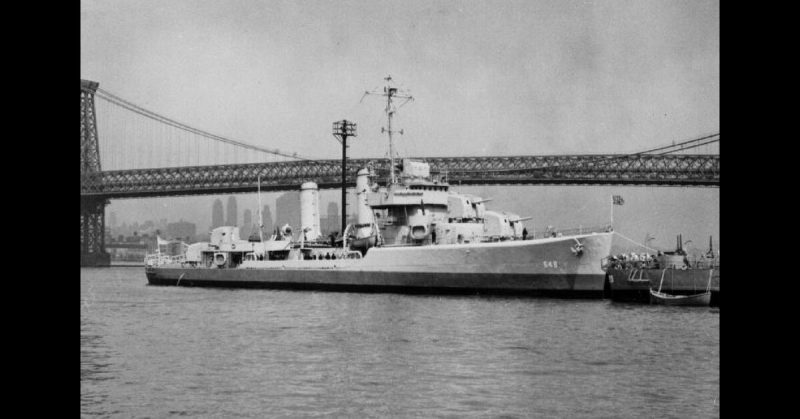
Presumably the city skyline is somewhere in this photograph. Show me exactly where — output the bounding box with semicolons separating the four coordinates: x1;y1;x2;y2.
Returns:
110;192;347;239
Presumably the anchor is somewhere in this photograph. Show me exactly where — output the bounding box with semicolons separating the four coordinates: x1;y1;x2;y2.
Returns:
570;238;584;256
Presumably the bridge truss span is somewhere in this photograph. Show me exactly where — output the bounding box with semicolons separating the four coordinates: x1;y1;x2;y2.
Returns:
423;154;718;186
81;154;719;199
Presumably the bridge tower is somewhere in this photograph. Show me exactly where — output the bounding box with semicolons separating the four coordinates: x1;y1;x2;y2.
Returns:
81;79;110;266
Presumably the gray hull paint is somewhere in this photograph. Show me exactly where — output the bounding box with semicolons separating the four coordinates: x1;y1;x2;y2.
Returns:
146;233;613;297
146;269;607;297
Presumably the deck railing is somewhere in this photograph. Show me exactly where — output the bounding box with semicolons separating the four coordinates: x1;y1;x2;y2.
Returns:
144;253;186;267
530;225;612;240
602;256;720;271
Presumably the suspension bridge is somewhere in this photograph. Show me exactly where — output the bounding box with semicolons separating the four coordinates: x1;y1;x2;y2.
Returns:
80;79;719;265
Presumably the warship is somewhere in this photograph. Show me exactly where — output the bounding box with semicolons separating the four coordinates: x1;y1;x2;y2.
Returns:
145;77;614;296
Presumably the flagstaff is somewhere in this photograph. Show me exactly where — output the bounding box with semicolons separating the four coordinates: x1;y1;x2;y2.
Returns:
611;194;624;227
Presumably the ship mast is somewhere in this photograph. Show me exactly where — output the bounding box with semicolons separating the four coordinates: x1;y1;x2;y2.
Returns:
257;175;264;243
386;89;396;185
363;75;413;185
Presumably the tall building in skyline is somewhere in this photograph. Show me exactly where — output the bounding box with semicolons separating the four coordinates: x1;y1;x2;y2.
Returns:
226;196;237;227
242;209;252;236
275;192;300;237
211;199;224;229
109;211;118;228
262;205;273;234
166;220;196;241
243;209;252;227
325;202;339;234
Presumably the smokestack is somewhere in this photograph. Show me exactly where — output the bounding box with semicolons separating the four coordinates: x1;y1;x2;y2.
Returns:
300;182;321;240
355;168;373;238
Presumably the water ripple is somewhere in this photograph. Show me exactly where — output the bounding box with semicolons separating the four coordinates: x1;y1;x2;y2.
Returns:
81;267;719;418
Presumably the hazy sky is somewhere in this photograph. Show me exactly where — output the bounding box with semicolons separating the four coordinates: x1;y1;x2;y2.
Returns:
82;0;719;251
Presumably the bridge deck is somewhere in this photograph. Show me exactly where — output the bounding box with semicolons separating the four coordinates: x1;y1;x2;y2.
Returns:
80;154;719;199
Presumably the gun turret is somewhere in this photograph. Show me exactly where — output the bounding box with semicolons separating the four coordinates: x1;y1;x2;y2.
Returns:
509;216;533;223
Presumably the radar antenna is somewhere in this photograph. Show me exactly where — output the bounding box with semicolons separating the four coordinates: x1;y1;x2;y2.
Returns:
362;75;414;185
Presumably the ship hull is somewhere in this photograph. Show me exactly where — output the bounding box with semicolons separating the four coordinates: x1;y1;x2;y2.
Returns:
146;233;613;297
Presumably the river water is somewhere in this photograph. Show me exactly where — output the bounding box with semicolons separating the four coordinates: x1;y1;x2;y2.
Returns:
81;267;719;418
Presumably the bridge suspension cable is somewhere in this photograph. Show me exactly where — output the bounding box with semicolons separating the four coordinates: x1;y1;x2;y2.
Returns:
417;133;719;175
94;87;311;162
633;133;719;155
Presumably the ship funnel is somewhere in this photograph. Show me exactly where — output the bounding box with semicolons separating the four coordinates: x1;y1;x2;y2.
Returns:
355;168;373;238
300;182;321;240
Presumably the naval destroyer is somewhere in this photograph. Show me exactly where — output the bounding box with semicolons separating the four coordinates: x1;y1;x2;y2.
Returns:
145;77;614;296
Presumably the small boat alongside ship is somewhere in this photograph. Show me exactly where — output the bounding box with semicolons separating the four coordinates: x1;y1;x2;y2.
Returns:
144;77;614;296
649;289;711;306
648;266;713;306
605;235;720;306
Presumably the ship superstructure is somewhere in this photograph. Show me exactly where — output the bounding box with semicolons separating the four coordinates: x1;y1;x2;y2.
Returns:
353;158;528;247
351;76;529;248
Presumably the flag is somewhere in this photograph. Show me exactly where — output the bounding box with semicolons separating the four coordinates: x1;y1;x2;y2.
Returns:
612;195;625;205
157;236;170;246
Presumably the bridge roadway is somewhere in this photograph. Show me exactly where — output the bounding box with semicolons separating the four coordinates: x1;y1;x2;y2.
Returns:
80;154;719;199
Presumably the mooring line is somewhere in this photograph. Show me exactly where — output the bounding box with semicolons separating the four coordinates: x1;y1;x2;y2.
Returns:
613;231;660;253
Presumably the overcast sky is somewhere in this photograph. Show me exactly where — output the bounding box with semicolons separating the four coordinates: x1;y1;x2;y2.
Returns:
82;0;719;251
